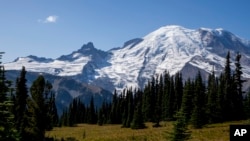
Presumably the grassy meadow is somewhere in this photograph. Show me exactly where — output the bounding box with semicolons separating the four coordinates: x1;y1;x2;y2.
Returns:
46;120;250;141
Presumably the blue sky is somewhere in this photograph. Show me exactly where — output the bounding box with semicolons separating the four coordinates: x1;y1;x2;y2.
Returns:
1;0;250;63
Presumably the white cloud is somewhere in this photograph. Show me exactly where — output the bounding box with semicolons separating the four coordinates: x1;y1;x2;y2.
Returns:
38;15;58;23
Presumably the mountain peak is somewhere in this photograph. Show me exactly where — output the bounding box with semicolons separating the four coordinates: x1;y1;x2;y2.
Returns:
4;25;250;92
79;42;95;51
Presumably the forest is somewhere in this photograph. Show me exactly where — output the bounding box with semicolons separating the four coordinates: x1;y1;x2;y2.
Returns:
1;51;250;141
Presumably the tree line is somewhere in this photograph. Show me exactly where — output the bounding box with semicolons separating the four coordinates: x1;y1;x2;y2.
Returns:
0;52;58;141
60;51;250;131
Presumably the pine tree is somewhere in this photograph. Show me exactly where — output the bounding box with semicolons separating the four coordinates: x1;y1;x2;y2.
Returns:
125;88;134;127
110;90;119;124
97;108;104;126
191;71;206;128
26;75;57;141
169;111;190;141
13;66;29;141
180;78;194;123
233;52;245;120
206;68;219;123
223;51;233;121
142;80;152;121
44;81;58;129
0;53;19;141
153;75;162;127
86;96;97;124
174;72;183;112
216;74;225;122
165;76;175;120
162;71;170;120
130;102;145;129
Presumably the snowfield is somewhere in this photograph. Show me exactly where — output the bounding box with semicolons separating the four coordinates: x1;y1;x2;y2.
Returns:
4;25;250;92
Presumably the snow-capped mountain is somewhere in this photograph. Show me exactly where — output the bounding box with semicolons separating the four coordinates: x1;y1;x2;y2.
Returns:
4;25;250;92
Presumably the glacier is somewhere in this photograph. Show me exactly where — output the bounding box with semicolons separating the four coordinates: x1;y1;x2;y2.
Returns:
4;25;250;92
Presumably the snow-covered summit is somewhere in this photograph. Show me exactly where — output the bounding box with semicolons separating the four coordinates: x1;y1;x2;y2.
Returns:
4;25;250;92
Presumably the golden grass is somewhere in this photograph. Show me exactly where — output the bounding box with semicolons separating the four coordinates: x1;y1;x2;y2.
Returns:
46;120;250;141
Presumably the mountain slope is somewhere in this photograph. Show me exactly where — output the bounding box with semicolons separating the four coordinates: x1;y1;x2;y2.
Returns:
4;25;250;92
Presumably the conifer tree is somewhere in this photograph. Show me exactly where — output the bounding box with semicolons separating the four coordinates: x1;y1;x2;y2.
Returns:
13;66;29;141
223;51;233;121
0;53;19;141
233;52;245;120
44;81;58;129
180;78;194;123
191;71;206;128
216;74;225;122
153;75;163;127
142;80;152;121
26;75;57;141
206;68;219;123
130;102;145;129
169;111;190;141
97;107;104;126
86;96;97;124
125;88;134;127
110;90;119;124
174;72;183;112
14;66;28;129
165;76;175;120
162;71;171;120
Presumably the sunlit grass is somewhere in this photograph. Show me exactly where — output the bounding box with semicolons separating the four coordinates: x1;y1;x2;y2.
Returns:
46;120;250;141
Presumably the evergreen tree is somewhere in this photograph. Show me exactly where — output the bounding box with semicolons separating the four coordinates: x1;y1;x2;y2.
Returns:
191;71;206;128
97;108;104;126
142;80;152;121
180;78;194;123
169;111;190;141
13;66;29;141
216;74;225;122
174;72;183;112
26;75;56;141
153;75;162;127
206;68;219;123
44;81;58;129
110;90;119;124
222;51;233;121
14;66;28;129
0;53;19;141
86;96;97;124
162;71;171;120
125;88;134;127
233;52;245;120
165;76;175;120
130;102;145;129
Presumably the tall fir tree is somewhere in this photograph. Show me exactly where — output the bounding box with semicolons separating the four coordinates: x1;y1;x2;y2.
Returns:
233;52;245;120
130;101;145;129
191;71;206;128
142;80;152;121
153;75;163;127
86;96;97;124
13;66;29;141
174;72;183;112
180;78;194;123
26;75;57;141
169;111;190;141
206;68;219;123
222;51;233;121
0;53;19;141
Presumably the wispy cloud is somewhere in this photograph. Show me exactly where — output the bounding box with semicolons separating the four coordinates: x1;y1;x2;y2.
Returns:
38;15;59;23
